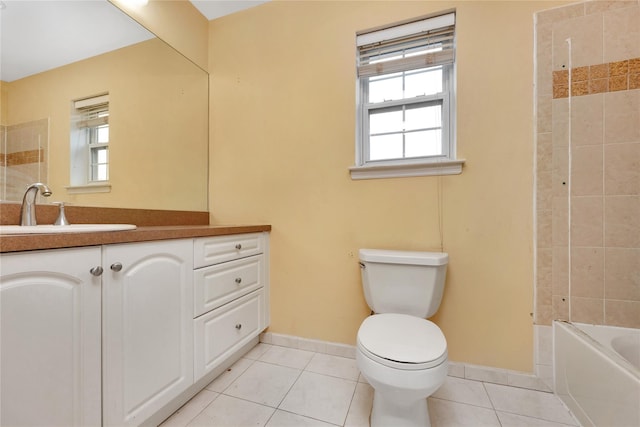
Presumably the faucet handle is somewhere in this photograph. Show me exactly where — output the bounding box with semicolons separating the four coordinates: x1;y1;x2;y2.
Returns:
52;202;70;226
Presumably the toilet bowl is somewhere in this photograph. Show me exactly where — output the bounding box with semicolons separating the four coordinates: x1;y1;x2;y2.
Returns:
356;249;449;427
356;313;447;427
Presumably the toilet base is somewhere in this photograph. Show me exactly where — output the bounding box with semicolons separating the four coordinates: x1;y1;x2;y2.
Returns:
371;392;431;427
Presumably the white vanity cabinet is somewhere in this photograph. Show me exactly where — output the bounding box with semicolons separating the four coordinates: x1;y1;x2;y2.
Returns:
193;232;269;380
102;239;193;427
0;230;269;427
0;247;103;427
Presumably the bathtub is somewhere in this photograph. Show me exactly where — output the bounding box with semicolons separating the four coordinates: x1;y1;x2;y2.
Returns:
554;321;640;427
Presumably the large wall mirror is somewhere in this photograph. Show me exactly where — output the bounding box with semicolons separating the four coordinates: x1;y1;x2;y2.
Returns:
0;0;208;211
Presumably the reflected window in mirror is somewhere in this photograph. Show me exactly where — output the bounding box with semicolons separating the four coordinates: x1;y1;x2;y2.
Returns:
68;94;111;193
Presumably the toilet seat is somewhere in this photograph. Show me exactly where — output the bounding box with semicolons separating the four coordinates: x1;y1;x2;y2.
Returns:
357;313;447;370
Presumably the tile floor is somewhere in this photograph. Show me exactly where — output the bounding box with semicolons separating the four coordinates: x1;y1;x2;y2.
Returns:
160;343;579;427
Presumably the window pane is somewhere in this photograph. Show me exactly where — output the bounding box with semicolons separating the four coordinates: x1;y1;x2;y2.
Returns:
405;68;442;98
369;109;402;135
91;146;108;163
368;66;443;104
90;147;108;181
405;130;442;158
91;164;109;181
369;134;402;161
405;104;442;131
97;125;109;143
369;73;402;103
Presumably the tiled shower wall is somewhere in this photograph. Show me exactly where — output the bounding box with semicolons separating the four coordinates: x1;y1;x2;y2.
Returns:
535;0;640;328
0;119;49;201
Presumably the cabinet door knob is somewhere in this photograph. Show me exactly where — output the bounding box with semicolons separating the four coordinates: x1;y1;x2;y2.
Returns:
235;277;242;284
90;266;104;276
235;244;242;250
110;262;123;272
235;324;242;330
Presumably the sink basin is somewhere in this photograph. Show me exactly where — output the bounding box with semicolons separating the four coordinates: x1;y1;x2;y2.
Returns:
0;224;137;235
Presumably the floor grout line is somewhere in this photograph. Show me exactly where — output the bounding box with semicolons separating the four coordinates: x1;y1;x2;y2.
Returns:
162;343;581;427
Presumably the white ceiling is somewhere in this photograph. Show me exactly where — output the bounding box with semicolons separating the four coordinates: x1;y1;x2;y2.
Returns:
0;0;267;82
0;0;154;82
189;0;268;20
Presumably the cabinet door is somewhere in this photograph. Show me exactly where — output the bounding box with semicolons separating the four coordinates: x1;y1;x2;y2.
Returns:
102;240;193;426
0;247;102;427
194;289;263;381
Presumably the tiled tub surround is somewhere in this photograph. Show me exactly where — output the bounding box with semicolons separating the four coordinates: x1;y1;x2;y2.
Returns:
0;119;49;201
535;0;640;329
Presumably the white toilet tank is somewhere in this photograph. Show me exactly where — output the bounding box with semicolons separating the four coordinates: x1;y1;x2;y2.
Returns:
359;249;448;318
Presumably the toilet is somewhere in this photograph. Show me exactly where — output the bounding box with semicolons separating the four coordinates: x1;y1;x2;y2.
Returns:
356;249;449;427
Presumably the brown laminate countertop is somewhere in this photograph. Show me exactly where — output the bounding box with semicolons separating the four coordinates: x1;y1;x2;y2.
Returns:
0;225;271;253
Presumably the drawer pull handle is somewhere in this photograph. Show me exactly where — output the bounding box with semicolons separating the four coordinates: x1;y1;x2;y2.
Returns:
235;324;242;330
90;266;103;276
235;244;242;250
235;277;242;284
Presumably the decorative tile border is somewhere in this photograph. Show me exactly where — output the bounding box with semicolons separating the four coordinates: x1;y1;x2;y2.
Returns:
553;57;640;98
0;149;44;167
260;332;552;393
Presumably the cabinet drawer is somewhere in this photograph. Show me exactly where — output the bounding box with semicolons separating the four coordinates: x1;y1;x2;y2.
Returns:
194;290;262;381
194;233;264;268
194;255;263;318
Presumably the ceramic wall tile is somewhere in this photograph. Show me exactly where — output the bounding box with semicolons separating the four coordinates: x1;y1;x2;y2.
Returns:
537;209;552;248
537;171;553;211
604;195;640;247
553;13;603;69
552;294;569;321
571;196;604;247
536;3;585;26
552;246;569;295
570;247;605;298
604;142;640;195
570;145;603;196
570;296;605;324
537;94;553;133
552;148;569;197
604;90;640;144
604;299;640;328
604;247;640;301
603;5;640;63
552;197;569;247
571;93;604;146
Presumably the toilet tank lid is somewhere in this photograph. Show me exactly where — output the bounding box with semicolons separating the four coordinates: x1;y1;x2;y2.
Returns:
359;249;448;266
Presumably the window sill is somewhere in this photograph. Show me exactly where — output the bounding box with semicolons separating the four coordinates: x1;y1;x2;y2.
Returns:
349;159;465;180
65;183;111;194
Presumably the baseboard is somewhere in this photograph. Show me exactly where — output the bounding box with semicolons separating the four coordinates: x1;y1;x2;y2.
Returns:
260;332;552;393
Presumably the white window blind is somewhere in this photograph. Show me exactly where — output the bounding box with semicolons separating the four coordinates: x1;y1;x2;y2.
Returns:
357;13;455;78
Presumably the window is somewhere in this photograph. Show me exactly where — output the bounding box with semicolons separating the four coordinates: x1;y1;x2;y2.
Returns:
351;12;463;179
68;94;111;193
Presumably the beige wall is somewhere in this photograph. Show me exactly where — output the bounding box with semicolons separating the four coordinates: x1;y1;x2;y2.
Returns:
209;0;569;371
5;39;208;210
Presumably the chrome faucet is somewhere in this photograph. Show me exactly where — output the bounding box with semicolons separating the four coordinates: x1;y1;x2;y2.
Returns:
20;183;52;226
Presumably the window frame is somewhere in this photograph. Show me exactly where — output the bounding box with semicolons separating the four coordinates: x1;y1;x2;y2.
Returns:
67;94;111;194
351;12;464;180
